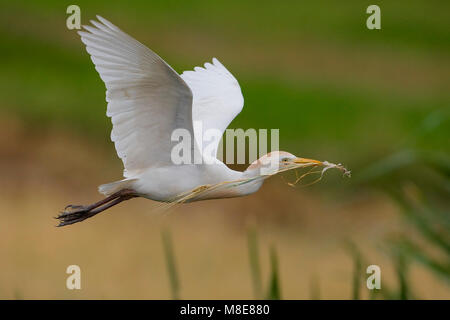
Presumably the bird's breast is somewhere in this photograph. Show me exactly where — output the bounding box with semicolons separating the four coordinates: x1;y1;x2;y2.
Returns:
130;164;239;202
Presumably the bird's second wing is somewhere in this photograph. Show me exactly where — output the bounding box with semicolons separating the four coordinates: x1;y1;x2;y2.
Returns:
181;58;244;162
79;16;196;177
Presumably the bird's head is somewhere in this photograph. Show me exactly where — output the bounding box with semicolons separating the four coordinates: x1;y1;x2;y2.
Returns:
245;151;323;176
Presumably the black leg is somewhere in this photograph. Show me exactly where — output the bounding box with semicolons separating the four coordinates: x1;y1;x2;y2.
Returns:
60;189;125;217
56;189;136;227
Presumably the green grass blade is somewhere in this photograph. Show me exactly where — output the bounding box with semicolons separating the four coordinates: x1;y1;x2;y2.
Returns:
266;245;281;300
395;252;409;300
247;228;263;299
395;194;450;254
352;249;362;300
345;241;363;300
396;239;450;282
161;228;180;300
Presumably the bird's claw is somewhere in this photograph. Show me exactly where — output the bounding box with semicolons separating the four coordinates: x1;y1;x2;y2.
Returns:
56;205;92;226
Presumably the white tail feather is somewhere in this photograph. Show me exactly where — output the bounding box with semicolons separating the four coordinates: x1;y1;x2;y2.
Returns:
98;179;137;196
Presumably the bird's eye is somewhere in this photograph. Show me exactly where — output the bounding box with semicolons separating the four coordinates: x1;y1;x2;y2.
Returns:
282;158;288;162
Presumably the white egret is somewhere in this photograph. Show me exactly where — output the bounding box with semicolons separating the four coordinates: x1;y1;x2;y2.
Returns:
57;16;349;226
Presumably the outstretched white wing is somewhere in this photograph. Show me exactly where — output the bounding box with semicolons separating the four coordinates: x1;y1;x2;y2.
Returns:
78;16;196;177
181;58;244;163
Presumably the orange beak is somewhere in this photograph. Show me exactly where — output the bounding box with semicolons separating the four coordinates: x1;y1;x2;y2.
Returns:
293;157;323;165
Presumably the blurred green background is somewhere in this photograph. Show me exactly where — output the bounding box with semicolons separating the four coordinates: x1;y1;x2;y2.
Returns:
0;0;448;299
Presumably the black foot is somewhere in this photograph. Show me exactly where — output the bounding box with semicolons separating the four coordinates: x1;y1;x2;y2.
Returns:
56;191;136;227
56;205;93;227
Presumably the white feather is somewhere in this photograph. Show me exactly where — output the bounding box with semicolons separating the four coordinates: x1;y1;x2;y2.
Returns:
78;16;197;177
181;58;244;162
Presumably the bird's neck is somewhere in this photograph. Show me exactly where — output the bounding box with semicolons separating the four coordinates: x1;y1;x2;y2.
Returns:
242;167;262;179
218;163;266;190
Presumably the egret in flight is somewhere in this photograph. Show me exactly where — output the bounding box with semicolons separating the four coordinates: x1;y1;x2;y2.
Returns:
57;16;349;227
